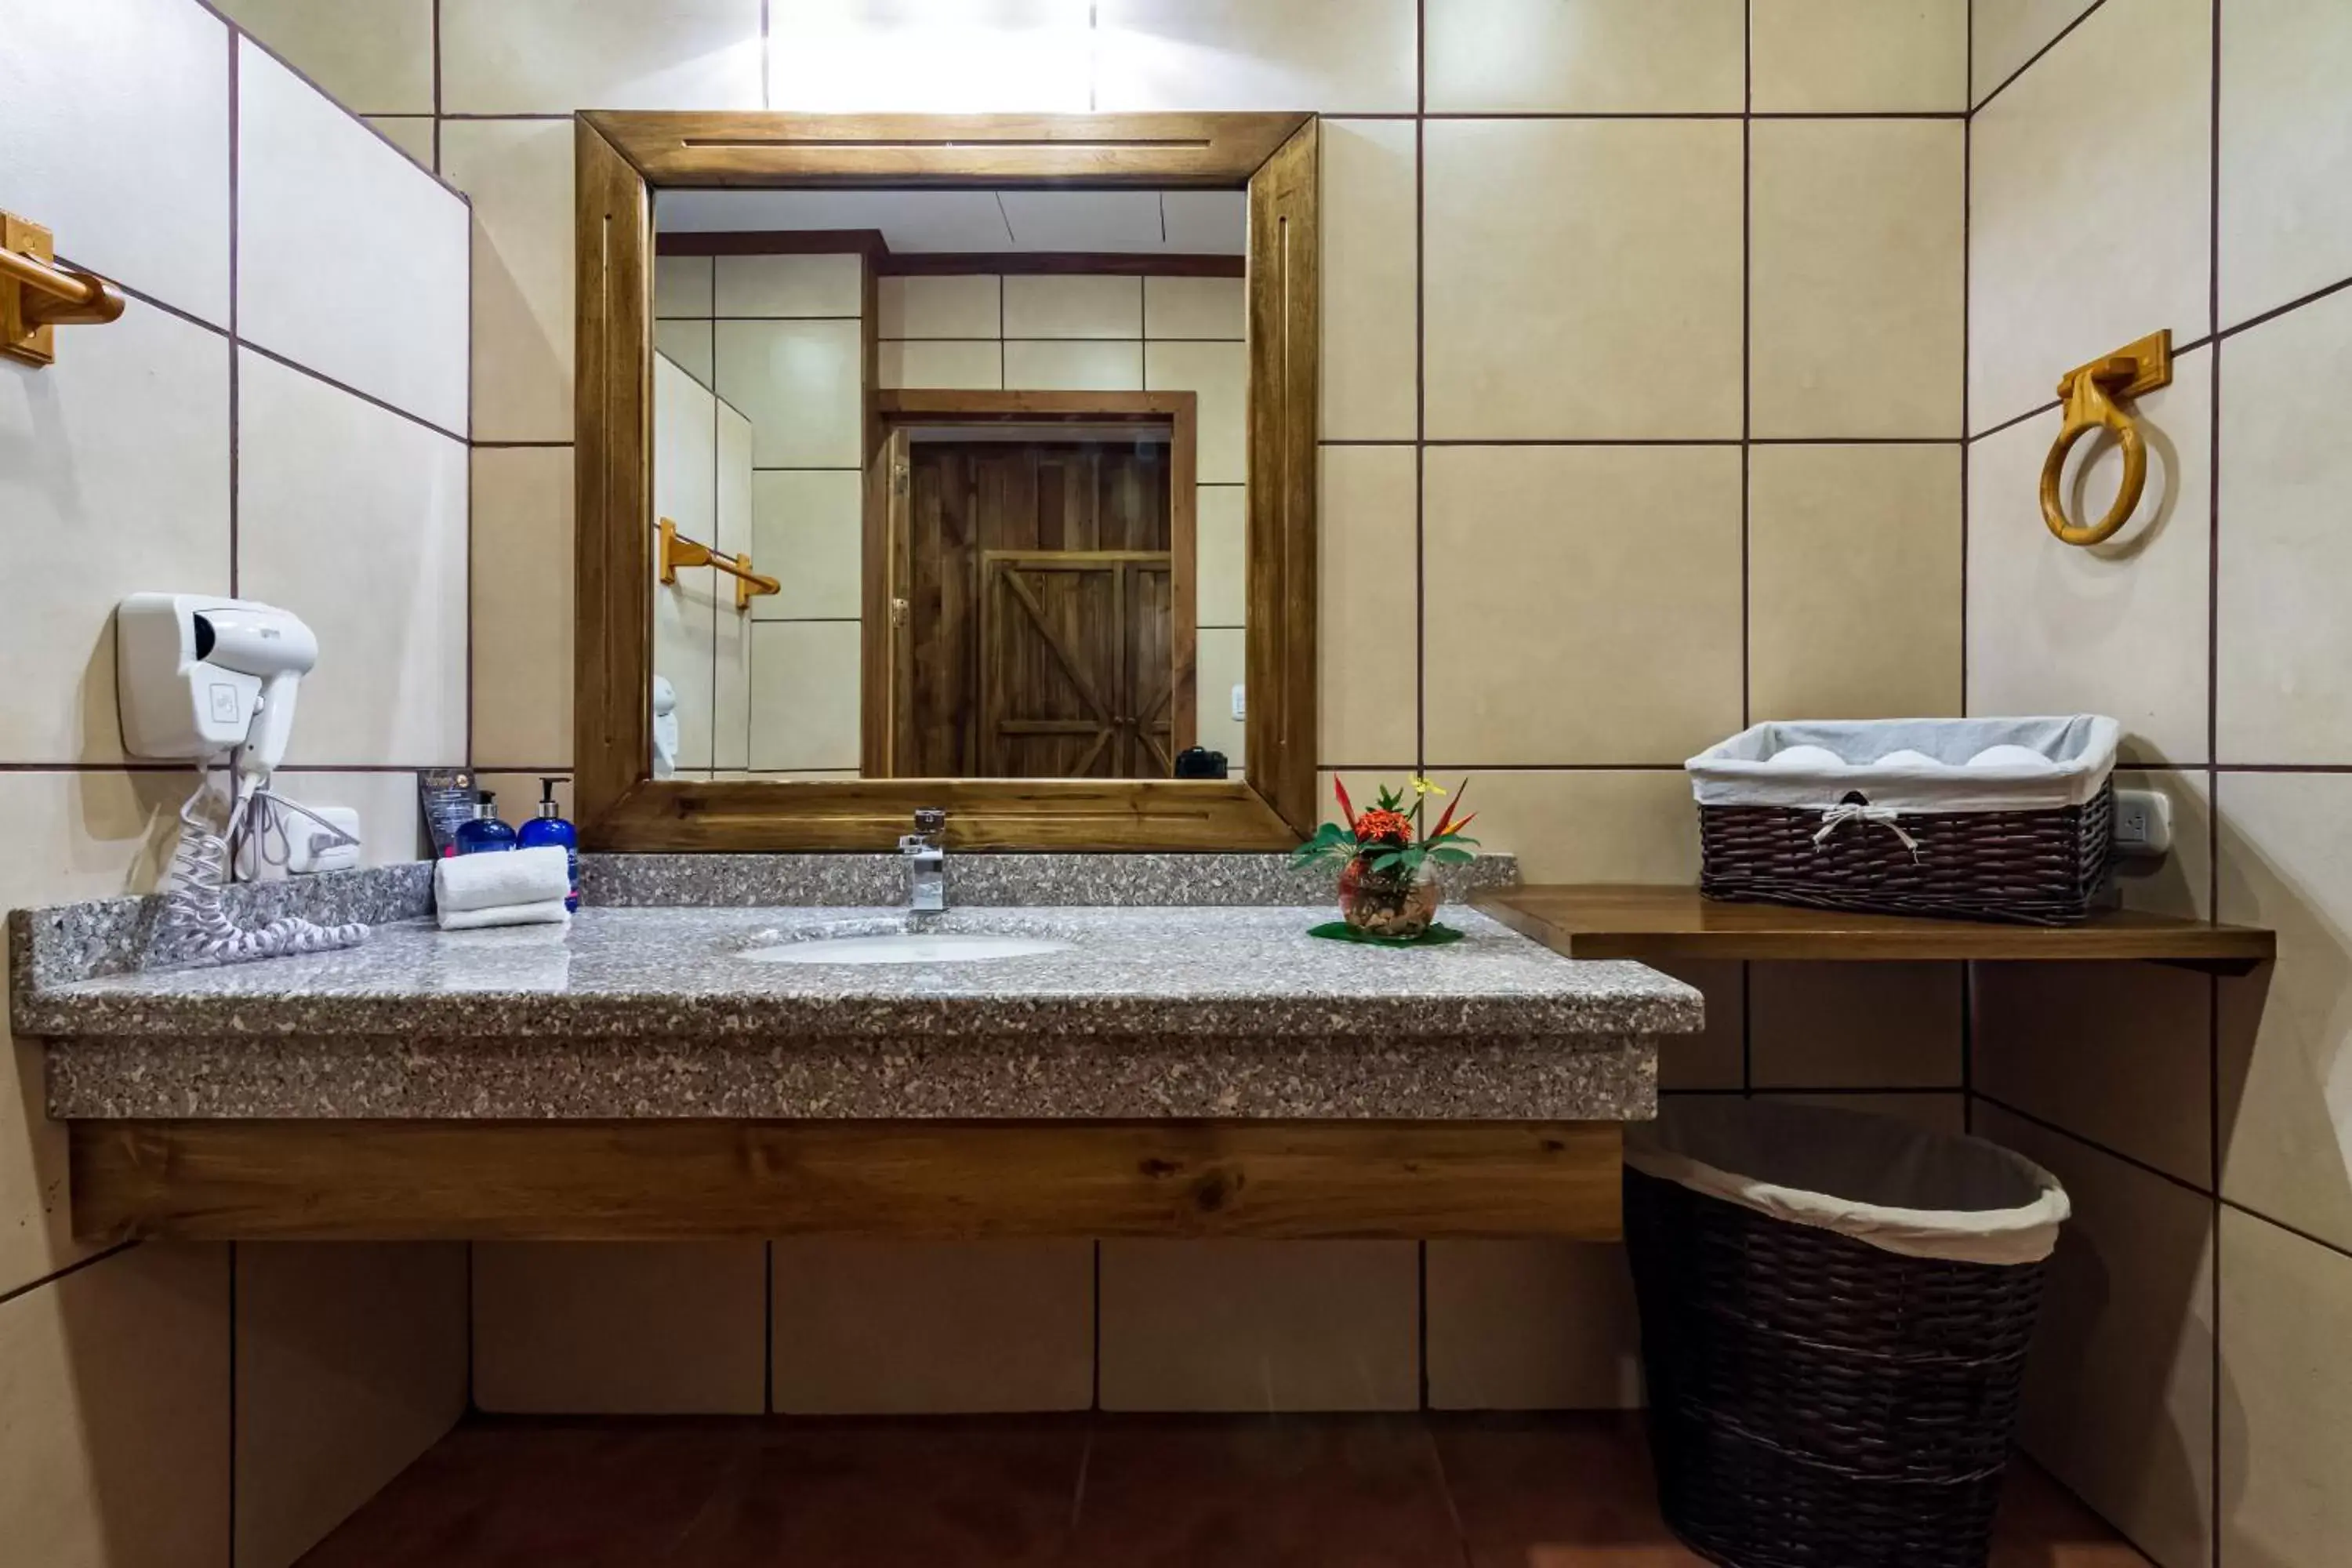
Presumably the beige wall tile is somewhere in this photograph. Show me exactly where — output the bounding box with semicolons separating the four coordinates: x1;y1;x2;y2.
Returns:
441;0;763;112
237;351;468;768
2216;772;2352;1253
1425;121;1744;441
0;305;229;764
1319;119;1417;442
0;1244;230;1568
1765;1091;1967;1134
2109;766;2216;921
2219;1207;2352;1566
363;114;436;171
1425;1243;1641;1410
1973;1105;2216;1568
1003;339;1145;393
714;253;864;319
474;772;573;826
441;118;575;444
713;405;756;772
877;339;1003;390
655;356;718;771
656;322;714;388
1196;485;1247;630
0;771;187;919
238;42;470;436
1318;448;1416;764
0;0;230;325
1969;0;2211;432
1425;0;1744;114
750;621;863;771
474;1243;767;1414
1974;960;2214;1188
715;318;865;468
1196;626;1247;764
1094;0;1418;113
768;0;1094;113
1751;0;1969;112
1749;963;1965;1088
1967;344;2213;765
655;256;714;319
1145;341;1247;484
771;1241;1094;1414
1441;771;1702;884
2220;0;2352;326
1653;960;1744;1091
878;274;1000;339
1098;1241;1418;1410
1145;276;1245;341
265;771;433;865
234;1243;466;1568
1423;445;1743;765
753;470;864;621
1751;122;1965;438
1002;274;1143;340
2218;291;2352;763
472;448;574;770
217;0;434;114
1748;445;1962;721
1973;0;2100;104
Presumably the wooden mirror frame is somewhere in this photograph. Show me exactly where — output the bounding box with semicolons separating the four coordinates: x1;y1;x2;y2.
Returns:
575;112;1319;851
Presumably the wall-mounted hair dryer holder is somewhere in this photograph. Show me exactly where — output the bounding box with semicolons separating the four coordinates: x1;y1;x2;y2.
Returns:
2039;330;2174;547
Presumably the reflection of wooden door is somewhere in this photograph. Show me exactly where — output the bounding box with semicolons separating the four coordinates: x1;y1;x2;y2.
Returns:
860;428;913;776
982;552;1175;779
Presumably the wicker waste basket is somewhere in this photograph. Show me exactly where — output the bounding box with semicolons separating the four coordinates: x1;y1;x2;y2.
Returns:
1624;1100;2071;1568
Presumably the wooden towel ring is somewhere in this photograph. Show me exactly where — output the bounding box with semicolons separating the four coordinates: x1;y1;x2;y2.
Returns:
2039;331;2173;547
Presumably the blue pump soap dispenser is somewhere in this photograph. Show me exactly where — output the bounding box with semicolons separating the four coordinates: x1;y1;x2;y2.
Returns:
453;791;518;854
514;776;579;911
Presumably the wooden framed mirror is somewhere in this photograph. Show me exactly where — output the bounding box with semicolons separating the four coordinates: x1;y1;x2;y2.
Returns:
574;113;1318;851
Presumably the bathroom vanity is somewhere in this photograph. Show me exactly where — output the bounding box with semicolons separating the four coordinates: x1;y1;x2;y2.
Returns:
11;854;1701;1244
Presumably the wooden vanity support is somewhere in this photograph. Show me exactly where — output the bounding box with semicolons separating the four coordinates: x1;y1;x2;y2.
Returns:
69;1119;1625;1244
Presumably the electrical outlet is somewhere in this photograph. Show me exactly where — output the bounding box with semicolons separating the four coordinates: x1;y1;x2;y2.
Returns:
2111;786;2172;858
1230;683;1247;721
286;804;361;875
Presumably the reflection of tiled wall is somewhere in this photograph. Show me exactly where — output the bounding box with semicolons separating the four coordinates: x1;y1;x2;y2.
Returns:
879;270;1251;760
1962;3;2352;1563
1;2;470;1563
221;0;1983;1432
658;253;869;777
650;353;757;777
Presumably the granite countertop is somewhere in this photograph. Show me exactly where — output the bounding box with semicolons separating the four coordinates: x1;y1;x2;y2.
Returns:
15;905;1702;1044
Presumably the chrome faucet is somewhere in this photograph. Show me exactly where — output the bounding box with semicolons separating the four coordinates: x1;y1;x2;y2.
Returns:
899;808;947;913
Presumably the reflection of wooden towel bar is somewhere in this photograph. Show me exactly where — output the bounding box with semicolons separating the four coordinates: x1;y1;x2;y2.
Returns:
2039;330;2172;547
659;517;779;613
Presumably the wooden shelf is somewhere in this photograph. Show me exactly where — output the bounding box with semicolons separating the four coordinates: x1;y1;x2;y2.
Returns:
1478;885;2274;973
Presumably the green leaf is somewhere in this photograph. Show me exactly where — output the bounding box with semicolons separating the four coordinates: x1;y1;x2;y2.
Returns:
1428;847;1473;865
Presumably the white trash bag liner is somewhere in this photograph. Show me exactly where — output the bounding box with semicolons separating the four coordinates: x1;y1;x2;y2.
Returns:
1625;1098;2070;1267
1686;715;2122;814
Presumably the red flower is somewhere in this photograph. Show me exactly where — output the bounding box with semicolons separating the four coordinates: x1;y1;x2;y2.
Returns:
1356;808;1414;844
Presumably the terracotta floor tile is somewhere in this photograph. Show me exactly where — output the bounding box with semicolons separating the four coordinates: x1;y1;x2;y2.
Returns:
663;1417;1089;1567
1433;1413;1705;1568
1989;1464;2159;1568
1068;1414;1466;1568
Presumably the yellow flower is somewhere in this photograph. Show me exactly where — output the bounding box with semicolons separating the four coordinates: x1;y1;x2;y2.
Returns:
1409;775;1447;798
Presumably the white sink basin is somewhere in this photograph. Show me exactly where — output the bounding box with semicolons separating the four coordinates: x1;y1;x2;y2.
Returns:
736;931;1073;966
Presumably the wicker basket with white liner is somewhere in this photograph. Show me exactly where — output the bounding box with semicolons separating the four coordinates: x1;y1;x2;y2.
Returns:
1686;716;2122;925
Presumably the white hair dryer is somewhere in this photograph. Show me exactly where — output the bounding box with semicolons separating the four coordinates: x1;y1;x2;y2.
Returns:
115;593;318;786
114;593;363;964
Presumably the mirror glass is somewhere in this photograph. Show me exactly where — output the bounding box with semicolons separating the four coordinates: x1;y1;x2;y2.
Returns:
648;187;1248;784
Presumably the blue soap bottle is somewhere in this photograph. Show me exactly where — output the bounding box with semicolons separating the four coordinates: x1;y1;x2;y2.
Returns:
454;792;518;854
515;776;579;911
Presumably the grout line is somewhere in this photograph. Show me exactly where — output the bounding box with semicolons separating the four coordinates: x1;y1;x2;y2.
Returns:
2215;271;2352;345
227;1241;239;1568
431;0;442;170
1415;0;1428;777
1675;1083;1969;1097
0;1239;141;1310
1972;0;2110;117
1341;110;1969;122
235;337;470;445
464;1241;477;1415
228;28;241;598
2205;8;2226;1553
1960;0;1973;718
1738;0;1752;737
1973;1091;2213;1199
763;1241;775;1415
2220;1197;2352;1267
1090;1240;1102;1411
1417;1240;1431;1411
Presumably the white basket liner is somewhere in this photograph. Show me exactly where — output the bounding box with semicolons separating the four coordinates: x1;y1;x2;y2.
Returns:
1625;1098;2070;1266
1686;716;2122;812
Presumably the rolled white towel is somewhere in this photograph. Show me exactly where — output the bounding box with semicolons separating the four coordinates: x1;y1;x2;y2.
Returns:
1765;744;1849;769
1967;743;2054;768
438;898;572;932
435;845;572;916
1873;748;1943;770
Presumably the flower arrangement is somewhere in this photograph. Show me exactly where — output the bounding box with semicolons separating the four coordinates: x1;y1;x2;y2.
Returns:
1291;776;1479;942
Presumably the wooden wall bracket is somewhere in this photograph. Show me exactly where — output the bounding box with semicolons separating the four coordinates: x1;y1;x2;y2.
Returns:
1;212;126;368
2039;329;2174;547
